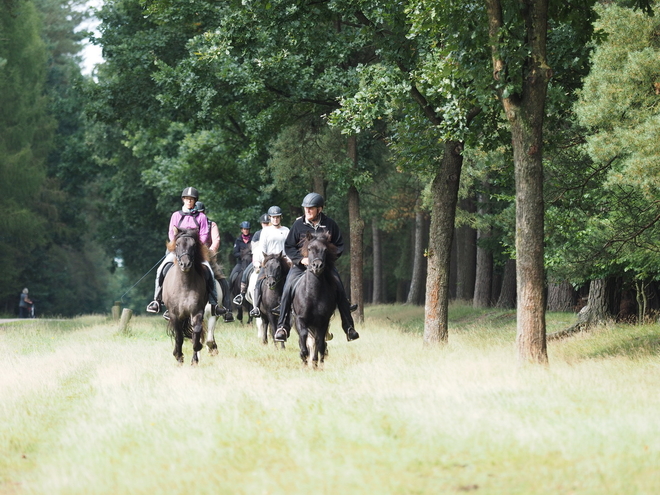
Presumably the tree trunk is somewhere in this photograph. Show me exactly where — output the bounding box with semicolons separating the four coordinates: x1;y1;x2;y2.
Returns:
474;188;493;308
372;219;383;304
546;280;576;312
487;0;550;364
496;259;517;309
347;136;364;323
407;202;426;305
455;198;477;301
424;140;463;345
548;278;610;340
473;233;493;308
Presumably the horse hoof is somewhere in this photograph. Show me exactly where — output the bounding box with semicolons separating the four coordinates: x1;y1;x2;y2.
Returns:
325;332;333;341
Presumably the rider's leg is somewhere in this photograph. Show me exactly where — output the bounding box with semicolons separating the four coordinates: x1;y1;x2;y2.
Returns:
233;263;254;305
274;265;304;341
249;277;264;317
147;253;174;313
331;267;360;341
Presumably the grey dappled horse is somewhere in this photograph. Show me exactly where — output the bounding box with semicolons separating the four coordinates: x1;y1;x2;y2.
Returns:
162;228;208;365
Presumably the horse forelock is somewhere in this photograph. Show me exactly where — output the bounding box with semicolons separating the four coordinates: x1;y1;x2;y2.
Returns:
301;232;337;266
169;228;208;268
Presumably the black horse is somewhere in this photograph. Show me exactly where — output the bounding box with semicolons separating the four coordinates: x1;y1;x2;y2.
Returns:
255;252;290;348
291;232;338;368
230;245;253;324
162;228;208;365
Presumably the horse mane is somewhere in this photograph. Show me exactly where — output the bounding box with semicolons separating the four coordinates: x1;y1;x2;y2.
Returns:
166;228;209;266
262;252;289;267
300;232;337;267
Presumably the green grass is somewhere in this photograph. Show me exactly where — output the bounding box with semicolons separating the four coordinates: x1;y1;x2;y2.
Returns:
1;304;659;494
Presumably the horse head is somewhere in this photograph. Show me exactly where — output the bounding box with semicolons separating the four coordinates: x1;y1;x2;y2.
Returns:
262;253;287;289
302;232;336;276
169;227;200;273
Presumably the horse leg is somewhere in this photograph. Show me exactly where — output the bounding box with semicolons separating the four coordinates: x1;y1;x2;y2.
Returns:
172;321;184;364
191;313;204;366
296;319;309;364
206;314;218;355
318;328;327;366
306;331;317;369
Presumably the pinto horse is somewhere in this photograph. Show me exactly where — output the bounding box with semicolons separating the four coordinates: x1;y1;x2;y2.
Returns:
254;252;289;348
291;232;338;368
162;228;208;365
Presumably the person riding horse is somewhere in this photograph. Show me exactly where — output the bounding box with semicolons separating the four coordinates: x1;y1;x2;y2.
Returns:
146;187;226;318
195;201;234;323
249;205;290;318
273;193;359;343
233;213;270;306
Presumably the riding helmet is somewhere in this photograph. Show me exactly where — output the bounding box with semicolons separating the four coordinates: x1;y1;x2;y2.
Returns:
301;192;324;208
240;221;251;229
259;213;270;224
181;187;199;199
267;205;282;216
194;201;205;212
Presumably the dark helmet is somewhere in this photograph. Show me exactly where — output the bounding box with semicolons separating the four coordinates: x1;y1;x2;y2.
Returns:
301;192;324;208
181;187;199;199
240;221;251;229
194;201;205;212
267;205;282;216
259;213;270;224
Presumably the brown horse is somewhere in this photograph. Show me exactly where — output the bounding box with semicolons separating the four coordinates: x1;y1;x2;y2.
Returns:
291;232;338;368
162;228;208;365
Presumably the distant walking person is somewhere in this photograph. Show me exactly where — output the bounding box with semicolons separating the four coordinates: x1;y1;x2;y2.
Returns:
19;288;33;318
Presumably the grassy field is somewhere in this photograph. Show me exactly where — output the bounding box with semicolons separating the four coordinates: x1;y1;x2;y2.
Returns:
1;304;659;494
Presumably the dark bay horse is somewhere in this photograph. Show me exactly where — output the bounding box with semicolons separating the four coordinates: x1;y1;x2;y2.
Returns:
255;252;290;348
162;228;208;365
230;245;253;324
291;232;338;368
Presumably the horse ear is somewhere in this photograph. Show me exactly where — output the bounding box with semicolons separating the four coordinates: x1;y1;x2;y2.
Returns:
173;227;179;236
305;231;313;240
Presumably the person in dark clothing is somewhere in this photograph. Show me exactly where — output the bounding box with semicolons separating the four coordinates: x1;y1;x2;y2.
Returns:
273;193;358;343
19;288;33;318
229;221;253;288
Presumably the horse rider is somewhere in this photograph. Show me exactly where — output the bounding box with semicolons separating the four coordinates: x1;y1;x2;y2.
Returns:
273;193;359;343
146;187;226;318
233;213;270;306
195;201;234;323
249;205;290;318
229;220;253;283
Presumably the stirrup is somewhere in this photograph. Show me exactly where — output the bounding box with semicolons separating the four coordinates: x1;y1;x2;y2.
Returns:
146;301;160;313
232;294;244;305
162;310;170;321
249;307;261;317
349;303;358;312
274;327;288;342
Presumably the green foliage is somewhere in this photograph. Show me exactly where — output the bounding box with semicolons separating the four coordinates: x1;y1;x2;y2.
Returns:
566;1;660;284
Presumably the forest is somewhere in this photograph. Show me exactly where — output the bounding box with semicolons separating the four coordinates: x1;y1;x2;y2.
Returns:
2;0;660;363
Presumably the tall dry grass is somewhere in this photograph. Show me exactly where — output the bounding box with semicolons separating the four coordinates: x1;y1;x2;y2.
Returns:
0;305;659;494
